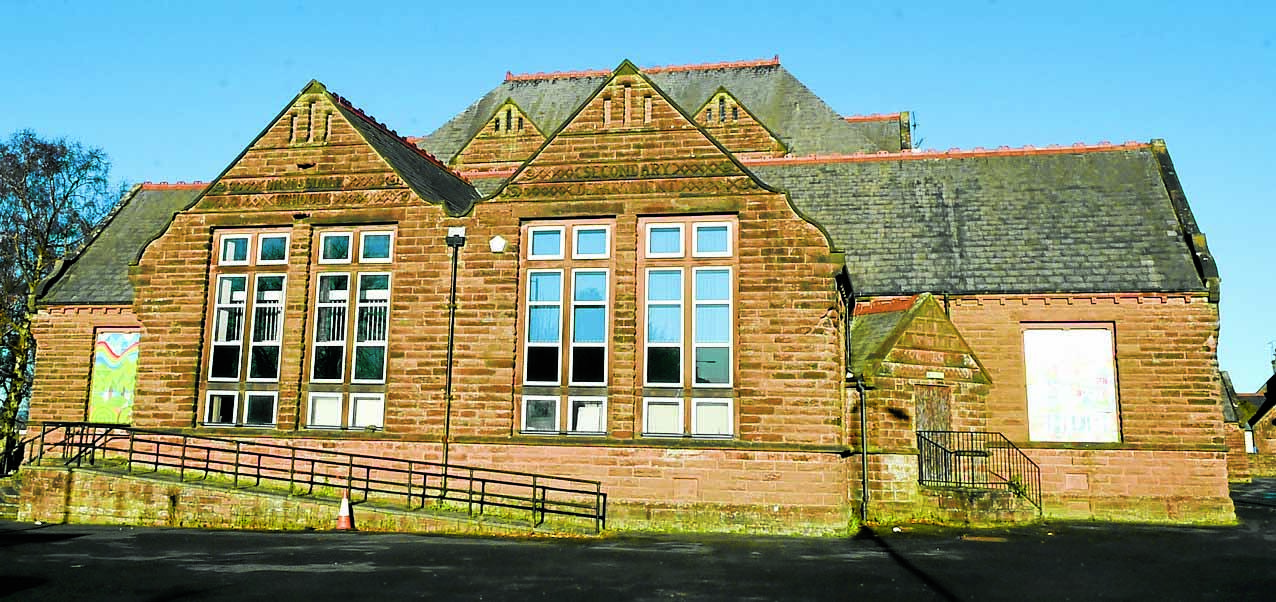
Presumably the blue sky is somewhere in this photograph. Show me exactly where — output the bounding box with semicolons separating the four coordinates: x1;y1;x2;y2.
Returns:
4;0;1273;388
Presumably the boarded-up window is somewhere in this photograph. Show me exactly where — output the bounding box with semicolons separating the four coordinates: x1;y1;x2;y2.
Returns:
1024;327;1119;442
88;330;140;424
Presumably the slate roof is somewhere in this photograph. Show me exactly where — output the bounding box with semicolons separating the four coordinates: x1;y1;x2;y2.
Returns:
327;89;479;216
848;295;921;380
420;60;894;163
39;183;203;304
750;145;1210;295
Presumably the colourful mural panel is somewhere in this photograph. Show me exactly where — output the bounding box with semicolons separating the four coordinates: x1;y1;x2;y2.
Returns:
87;330;140;424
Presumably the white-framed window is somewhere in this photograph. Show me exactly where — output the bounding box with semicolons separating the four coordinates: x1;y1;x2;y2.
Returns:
568;396;607;434
638;216;738;439
311;273;350;383
243;392;278;427
569;269;608;385
352;272;391;383
319;231;353;264
306;226;397;432
349;393;385;430
572;225;611;259
524;269;563;385
644;268;683;386
692;267;732;387
643;397;684;437
204;230;294;429
209;275;248;381
1245;429;1257;454
528;226;565;260
359;231;394;263
219;235;251;266
247;274;285;382
645;223;684;258
203;390;275;428
308;392;344;428
692;398;733;437
522;395;560;434
692;222;732;258
1023;325;1120;443
205;391;238;425
256;233;290;265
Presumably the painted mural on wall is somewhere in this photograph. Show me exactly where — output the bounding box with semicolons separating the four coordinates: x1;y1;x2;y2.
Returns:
87;330;140;423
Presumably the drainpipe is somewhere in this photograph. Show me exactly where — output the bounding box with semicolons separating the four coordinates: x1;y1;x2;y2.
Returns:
834;268;869;525
441;227;467;492
857;377;869;525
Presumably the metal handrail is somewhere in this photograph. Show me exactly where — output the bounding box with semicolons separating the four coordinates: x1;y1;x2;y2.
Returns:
23;422;607;531
916;430;1042;511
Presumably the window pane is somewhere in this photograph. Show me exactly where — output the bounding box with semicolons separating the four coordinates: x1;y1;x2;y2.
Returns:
694;304;730;343
572;347;606;383
217;276;247;306
530;229;562;257
313;346;344;380
350;395;384;429
694;400;731;436
248;346;280;380
573;271;607;302
259;235;288;262
575;228;607;256
695;269;730;301
648;226;681;255
222;237;248;263
359;273;390;295
573;306;605;343
318;274;349;303
214;306;244;343
571;399;604;433
645;401;681;434
210;345;240;379
647;270;681;301
316;307;347;343
528;307;561;343
322;234;350;261
256;275;285;298
245;394;276;426
695;225;729;254
694;347;730;384
309;395;342;427
526;346;559;382
525;398;558;432
354;346;386;381
647;347;680;384
361;233;392;261
206;393;236;424
647;306;681;343
529;272;561;302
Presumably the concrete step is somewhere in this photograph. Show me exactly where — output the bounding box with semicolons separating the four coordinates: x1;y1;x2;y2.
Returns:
0;480;19;521
919;485;1041;526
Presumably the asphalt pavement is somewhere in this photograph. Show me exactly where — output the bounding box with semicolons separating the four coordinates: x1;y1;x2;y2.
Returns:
3;482;1276;601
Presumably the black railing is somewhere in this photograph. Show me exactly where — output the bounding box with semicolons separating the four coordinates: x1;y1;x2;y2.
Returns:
916;430;1041;511
23;422;607;532
1;437;25;476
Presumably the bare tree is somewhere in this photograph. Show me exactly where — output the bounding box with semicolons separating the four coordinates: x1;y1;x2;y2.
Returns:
0;130;118;456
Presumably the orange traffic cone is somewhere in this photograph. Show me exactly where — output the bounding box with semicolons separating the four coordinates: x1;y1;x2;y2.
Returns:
336;493;355;531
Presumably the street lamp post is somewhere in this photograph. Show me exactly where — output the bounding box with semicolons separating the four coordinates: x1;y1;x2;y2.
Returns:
441;227;466;494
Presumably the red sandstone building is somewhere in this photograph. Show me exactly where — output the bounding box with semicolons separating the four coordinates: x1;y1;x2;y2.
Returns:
25;57;1233;532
